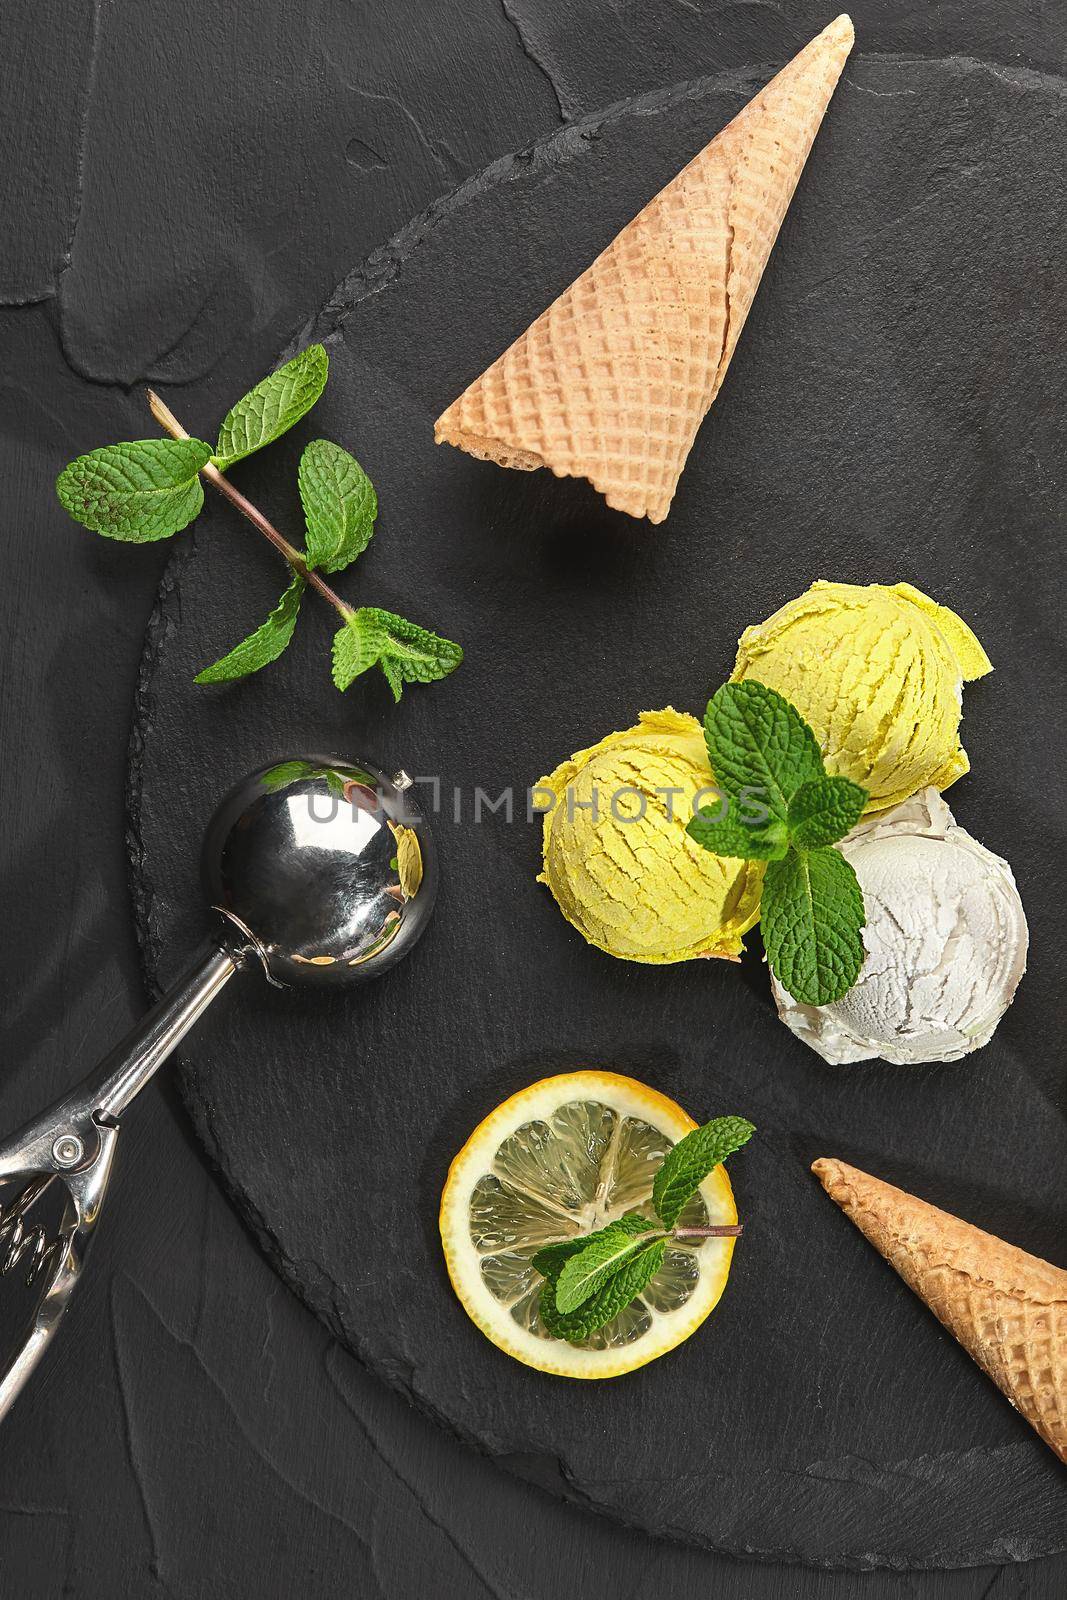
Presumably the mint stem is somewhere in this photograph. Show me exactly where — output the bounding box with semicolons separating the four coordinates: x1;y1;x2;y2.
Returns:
673;1224;743;1239
146;388;354;621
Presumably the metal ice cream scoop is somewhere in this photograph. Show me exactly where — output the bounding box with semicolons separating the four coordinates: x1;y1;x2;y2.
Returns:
0;756;435;1421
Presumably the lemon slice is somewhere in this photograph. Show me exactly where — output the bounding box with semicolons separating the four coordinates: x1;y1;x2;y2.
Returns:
440;1070;739;1378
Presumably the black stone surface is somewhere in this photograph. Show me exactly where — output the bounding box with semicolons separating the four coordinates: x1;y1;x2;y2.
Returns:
129;50;1067;1567
4;0;1067;1591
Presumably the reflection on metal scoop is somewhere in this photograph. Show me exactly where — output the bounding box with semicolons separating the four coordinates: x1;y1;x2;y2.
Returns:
0;756;435;1421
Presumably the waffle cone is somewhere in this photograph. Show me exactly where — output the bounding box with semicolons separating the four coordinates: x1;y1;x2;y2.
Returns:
435;15;854;523
813;1159;1067;1463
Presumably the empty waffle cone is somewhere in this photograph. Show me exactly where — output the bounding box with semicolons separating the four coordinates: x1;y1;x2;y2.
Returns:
813;1158;1067;1463
435;15;854;523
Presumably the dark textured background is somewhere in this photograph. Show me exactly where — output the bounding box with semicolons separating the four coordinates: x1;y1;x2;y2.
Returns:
2;0;1065;1593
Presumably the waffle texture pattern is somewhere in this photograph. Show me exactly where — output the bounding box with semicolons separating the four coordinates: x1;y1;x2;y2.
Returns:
435;16;855;522
814;1158;1067;1463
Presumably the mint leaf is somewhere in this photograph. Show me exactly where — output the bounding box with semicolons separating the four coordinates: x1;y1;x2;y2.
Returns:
331;610;386;691
652;1116;755;1229
261;760;323;793
539;1240;668;1343
56;438;211;541
686;811;788;861
213;344;329;471
549;1217;658;1312
372;609;464;701
555;1219;659;1313
532;1213;653;1285
788;776;868;848
762;845;866;1006
260;763;356;798
195;576;304;683
531;1237;588;1283
333;608;463;699
704;682;823;820
299;439;377;573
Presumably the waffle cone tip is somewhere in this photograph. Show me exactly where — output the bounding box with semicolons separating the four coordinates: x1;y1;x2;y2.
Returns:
813;1158;1067;1465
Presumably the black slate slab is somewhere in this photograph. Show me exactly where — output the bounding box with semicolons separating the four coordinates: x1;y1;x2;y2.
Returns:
129;52;1067;1566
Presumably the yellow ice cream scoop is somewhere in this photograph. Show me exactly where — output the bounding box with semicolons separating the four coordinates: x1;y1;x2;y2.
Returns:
536;709;764;963
732;581;992;813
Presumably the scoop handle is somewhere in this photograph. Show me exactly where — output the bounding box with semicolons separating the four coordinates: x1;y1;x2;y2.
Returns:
89;941;239;1124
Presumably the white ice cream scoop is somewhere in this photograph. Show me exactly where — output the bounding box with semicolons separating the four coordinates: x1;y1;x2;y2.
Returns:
772;789;1028;1066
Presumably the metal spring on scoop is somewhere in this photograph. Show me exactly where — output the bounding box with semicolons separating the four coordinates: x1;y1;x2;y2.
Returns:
0;1178;61;1287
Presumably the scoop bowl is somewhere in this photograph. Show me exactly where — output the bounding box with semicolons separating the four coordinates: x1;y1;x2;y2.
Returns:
202;755;437;987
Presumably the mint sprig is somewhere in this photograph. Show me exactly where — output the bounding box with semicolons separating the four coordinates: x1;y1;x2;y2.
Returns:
55;349;462;703
532;1116;752;1345
686;682;868;1007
